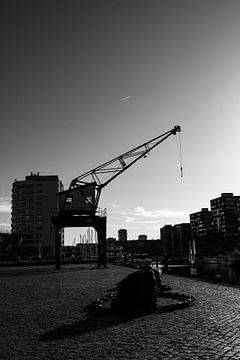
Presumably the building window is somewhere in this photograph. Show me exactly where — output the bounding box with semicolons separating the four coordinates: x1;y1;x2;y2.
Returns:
86;195;93;204
66;196;73;204
23;239;34;244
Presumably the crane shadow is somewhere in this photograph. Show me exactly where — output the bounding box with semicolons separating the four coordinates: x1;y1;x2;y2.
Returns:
40;307;144;342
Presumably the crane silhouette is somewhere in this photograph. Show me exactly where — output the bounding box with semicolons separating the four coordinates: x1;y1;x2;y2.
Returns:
52;125;181;269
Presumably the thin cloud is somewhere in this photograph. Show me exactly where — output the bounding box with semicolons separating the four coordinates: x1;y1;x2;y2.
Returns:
124;218;161;224
108;223;122;228
125;216;136;223
0;198;11;213
0;197;10;201
134;206;188;219
112;203;120;209
120;206;189;220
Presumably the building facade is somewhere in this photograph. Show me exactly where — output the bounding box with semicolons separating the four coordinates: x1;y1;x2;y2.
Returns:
76;243;98;260
174;223;192;258
118;229;127;241
0;233;22;261
11;173;63;258
160;223;191;261
160;225;174;257
210;193;240;234
119;239;161;257
190;208;215;237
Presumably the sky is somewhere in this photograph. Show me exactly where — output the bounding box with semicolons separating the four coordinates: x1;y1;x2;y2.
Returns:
1;0;240;244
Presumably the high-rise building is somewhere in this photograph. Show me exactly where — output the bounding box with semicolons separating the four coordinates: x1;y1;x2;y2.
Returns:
210;193;240;234
190;208;215;237
160;223;191;260
174;223;192;258
118;229;127;242
160;225;174;257
11;173;63;257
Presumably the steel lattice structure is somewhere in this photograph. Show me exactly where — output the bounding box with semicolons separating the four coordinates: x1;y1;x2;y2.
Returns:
59;125;181;214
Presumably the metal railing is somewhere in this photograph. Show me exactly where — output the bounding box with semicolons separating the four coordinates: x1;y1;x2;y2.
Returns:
51;207;107;218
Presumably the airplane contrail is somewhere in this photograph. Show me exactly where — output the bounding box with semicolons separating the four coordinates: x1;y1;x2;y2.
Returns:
120;95;131;101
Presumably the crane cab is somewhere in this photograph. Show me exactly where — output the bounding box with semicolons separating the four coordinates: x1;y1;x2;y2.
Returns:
58;184;96;215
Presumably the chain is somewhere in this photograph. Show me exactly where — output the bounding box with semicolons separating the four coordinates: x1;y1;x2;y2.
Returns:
90;290;196;314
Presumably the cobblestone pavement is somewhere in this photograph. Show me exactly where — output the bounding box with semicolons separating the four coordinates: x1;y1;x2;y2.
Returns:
1;264;240;360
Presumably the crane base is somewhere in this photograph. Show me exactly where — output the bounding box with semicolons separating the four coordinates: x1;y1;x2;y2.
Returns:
52;213;107;270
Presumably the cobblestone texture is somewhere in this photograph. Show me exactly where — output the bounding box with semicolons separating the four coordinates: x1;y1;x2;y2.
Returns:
1;264;240;359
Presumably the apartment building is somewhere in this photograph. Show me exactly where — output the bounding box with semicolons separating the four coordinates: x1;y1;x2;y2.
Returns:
190;208;215;237
11;173;63;257
210;193;240;234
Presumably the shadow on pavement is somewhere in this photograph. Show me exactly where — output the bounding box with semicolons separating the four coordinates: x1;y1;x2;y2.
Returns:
40;309;142;341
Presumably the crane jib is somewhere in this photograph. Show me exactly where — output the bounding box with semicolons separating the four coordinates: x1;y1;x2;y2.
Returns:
58;125;182;214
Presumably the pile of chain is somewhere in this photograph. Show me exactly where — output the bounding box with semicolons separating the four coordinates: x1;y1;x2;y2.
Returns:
90;289;196;315
155;291;196;313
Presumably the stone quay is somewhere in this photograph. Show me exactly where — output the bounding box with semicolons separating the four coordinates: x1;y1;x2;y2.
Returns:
1;263;240;359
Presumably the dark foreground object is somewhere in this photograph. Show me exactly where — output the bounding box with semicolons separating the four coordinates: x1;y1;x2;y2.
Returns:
91;266;195;315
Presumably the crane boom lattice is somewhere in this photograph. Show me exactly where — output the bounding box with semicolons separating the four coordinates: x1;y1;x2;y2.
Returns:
58;125;181;214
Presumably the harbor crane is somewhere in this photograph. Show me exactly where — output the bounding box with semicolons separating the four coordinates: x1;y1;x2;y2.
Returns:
52;125;181;269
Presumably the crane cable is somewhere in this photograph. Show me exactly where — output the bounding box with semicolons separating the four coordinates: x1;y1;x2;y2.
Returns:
177;131;183;178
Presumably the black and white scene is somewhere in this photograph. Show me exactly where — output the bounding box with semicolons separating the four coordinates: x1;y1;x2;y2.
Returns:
1;1;240;359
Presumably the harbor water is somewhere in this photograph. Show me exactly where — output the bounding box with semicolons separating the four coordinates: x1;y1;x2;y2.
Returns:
196;262;240;285
164;263;240;285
